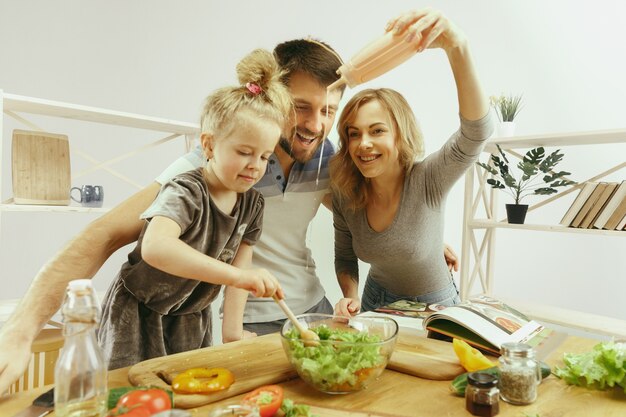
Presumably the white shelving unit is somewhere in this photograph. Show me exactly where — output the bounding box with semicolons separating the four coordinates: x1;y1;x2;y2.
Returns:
0;90;200;322
1;90;200;215
459;129;626;337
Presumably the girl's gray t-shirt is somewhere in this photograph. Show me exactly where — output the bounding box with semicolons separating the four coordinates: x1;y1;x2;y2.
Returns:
98;167;264;369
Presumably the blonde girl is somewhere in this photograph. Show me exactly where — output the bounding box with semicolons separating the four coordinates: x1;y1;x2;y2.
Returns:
98;49;292;369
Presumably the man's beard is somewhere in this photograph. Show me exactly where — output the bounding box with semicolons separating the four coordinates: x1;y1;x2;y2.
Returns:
278;133;323;164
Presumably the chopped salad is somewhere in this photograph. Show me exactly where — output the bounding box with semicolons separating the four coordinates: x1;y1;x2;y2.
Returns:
283;324;385;392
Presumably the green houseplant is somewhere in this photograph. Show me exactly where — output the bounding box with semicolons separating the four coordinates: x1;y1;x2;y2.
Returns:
476;146;576;223
491;94;523;122
491;94;523;137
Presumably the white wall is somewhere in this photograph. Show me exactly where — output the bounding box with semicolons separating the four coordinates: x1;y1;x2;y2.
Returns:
1;1;625;337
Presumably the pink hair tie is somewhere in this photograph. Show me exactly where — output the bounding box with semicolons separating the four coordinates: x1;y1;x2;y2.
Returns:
245;82;263;95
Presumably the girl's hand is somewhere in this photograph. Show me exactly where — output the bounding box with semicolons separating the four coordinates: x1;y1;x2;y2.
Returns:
242;330;257;339
237;268;284;298
335;297;361;317
385;8;466;53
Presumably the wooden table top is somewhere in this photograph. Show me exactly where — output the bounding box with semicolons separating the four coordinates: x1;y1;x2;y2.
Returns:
2;332;625;417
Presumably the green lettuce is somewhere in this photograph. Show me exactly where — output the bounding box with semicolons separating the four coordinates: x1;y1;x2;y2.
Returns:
554;341;626;393
281;399;318;417
284;324;384;391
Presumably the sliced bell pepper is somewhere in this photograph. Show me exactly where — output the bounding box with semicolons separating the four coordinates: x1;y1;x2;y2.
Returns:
452;338;496;372
171;367;235;394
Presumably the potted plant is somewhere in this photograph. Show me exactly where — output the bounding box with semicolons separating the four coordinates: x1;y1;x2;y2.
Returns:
491;94;523;137
476;145;576;224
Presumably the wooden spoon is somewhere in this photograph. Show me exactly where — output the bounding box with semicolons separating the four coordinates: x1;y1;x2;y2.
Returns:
272;294;320;346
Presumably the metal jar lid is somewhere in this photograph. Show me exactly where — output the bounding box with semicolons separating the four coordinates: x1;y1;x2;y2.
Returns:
500;342;535;358
467;371;498;388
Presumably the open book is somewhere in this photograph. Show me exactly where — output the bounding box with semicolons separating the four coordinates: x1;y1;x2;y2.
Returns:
375;295;554;354
420;295;553;355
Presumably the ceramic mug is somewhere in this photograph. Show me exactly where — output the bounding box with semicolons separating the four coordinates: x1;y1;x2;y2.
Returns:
70;185;104;207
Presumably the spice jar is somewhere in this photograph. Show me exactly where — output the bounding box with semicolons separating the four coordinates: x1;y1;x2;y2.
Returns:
498;342;542;405
466;372;500;416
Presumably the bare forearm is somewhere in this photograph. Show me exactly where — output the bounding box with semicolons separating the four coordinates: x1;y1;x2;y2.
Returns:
337;272;360;299
222;286;248;342
142;235;241;286
446;41;489;121
0;182;159;343
2;218;133;341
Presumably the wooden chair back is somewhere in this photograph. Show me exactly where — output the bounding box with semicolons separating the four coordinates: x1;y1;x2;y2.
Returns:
9;328;64;394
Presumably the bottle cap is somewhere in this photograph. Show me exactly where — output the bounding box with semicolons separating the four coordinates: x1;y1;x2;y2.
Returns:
467;372;498;388
327;75;347;91
68;279;93;291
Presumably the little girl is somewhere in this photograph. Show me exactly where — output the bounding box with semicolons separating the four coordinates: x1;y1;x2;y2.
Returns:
98;49;292;369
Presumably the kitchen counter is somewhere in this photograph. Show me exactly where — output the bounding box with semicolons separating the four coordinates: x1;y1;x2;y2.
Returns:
2;330;625;417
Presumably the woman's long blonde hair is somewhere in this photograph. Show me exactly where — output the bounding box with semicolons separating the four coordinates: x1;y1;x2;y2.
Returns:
330;88;425;211
201;49;292;139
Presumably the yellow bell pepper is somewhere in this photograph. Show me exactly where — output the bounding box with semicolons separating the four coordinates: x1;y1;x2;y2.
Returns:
452;339;496;372
171;367;235;394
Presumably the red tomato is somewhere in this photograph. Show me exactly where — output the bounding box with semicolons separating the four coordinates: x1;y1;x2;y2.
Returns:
242;385;284;417
117;388;172;415
108;405;152;417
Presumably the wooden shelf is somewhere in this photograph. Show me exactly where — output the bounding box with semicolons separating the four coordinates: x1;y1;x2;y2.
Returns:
460;127;626;317
0;203;109;213
1;90;200;214
3;92;199;134
485;128;626;152
469;219;624;236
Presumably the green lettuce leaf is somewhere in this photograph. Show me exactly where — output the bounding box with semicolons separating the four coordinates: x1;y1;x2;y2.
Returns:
554;342;626;393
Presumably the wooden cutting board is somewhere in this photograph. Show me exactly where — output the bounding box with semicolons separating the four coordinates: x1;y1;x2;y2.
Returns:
387;330;466;380
284;405;396;417
12;129;71;205
127;329;464;409
207;403;401;417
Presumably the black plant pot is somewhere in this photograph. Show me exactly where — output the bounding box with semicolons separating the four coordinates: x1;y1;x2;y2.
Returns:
505;204;529;224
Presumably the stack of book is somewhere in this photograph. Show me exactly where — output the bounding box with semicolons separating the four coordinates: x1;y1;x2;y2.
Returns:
560;180;626;230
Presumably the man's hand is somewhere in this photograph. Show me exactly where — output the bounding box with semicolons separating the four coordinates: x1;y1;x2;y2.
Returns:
0;329;34;394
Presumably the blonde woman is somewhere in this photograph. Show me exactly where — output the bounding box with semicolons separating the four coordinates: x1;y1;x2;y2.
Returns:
98;49;291;369
331;9;493;317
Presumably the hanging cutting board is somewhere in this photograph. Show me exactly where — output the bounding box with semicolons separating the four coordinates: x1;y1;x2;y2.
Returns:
127;329;463;409
12;129;71;205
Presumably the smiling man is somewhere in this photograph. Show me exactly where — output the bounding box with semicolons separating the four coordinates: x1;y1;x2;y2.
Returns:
0;39;345;388
156;40;346;339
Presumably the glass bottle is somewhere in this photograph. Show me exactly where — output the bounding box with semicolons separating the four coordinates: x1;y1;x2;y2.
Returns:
54;279;107;417
498;342;541;405
327;31;423;91
465;372;500;416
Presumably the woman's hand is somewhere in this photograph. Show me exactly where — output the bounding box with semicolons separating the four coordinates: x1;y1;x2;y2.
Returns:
385;8;466;53
444;244;459;272
335;297;361;317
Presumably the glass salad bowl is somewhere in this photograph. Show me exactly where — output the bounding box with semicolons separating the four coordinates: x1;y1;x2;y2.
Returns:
280;313;398;394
